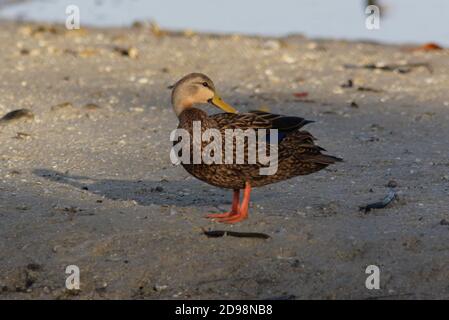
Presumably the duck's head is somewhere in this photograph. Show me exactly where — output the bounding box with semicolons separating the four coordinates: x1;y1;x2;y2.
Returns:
170;73;237;117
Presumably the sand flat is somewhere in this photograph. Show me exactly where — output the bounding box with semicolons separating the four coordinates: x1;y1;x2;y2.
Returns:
1;22;449;299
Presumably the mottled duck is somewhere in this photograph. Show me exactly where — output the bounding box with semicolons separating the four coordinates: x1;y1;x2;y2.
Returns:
170;73;342;223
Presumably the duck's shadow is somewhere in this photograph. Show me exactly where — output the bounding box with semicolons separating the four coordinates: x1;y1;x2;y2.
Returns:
32;169;244;208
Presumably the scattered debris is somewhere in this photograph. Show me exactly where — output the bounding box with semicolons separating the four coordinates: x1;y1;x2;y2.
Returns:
183;29;196;37
26;263;42;271
65;48;99;58
411;42;444;52
132;21;144;29
150;22;167;37
344;62;432;74
51;102;74;112
61;206;81;213
293;92;309;98
78;48;99;58
386;180;398;188
19;48;30;55
113;46;139;59
151;186;164;192
359;189;397;213
262;40;281;51
341;79;353;88
19;24;59;37
202;228;270;239
153;284;168;292
95;282;108;293
357;86;383;93
349;101;359;108
14;132;32;140
83;103;101;110
340;79;381;93
0;109;35;124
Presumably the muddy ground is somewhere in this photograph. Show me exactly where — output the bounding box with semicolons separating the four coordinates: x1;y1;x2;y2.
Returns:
0;21;449;299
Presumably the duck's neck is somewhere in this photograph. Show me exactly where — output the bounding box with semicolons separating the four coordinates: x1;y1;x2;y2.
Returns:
173;98;192;117
178;108;208;128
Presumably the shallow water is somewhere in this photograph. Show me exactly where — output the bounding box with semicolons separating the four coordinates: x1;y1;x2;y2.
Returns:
0;0;448;46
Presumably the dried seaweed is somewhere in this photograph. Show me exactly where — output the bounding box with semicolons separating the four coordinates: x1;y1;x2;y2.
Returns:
359;189;397;213
202;228;270;239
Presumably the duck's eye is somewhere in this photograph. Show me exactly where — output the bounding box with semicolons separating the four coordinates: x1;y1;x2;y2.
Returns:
202;82;209;87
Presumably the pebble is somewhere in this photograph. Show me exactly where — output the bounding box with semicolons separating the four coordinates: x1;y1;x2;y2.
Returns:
114;46;139;59
151;186;164;192
83;103;101;110
262;40;281;50
96;282;108;291
26;263;42;271
0;109;35;123
51;102;74;112
296;211;306;217
350;101;359;108
130;107;144;112
154;284;168;292
281;54;296;64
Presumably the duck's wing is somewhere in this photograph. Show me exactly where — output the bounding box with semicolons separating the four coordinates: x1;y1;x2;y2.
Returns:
209;110;313;134
247;112;343;171
209;111;342;165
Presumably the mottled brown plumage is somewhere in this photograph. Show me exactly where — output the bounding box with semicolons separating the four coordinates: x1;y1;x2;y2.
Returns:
170;73;342;223
178;108;342;189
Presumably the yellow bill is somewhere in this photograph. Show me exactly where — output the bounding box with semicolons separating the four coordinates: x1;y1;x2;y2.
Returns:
210;95;238;113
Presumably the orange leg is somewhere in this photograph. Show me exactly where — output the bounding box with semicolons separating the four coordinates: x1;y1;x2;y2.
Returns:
206;189;240;219
216;182;251;224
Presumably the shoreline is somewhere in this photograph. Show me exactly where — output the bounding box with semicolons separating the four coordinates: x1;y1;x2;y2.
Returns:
0;18;441;48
